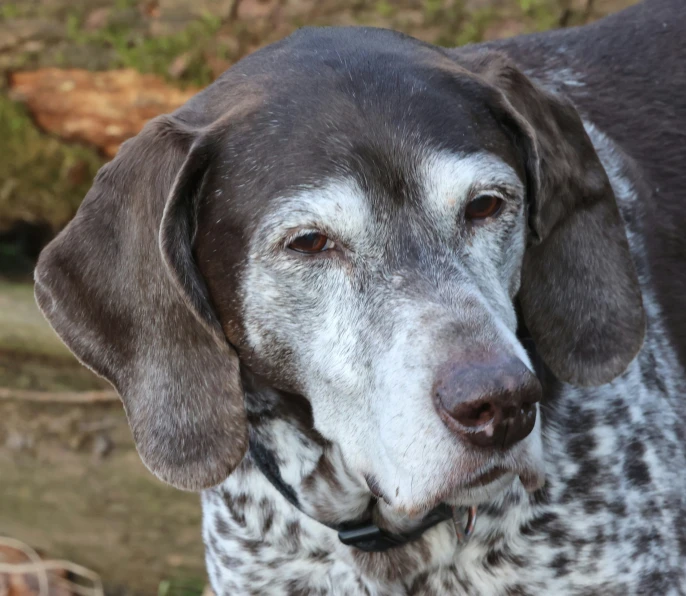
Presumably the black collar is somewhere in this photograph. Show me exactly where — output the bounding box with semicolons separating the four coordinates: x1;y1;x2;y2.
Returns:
336;504;455;552
250;437;460;552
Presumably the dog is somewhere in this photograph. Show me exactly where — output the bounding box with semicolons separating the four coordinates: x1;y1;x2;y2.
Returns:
34;0;686;593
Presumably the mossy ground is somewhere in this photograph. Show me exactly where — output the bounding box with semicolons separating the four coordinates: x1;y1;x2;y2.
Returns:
0;96;104;234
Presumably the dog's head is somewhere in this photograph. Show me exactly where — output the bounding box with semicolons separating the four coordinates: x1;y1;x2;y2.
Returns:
35;28;644;513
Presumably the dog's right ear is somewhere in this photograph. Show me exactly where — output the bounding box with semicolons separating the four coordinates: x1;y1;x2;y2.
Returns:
458;50;645;387
34;114;248;491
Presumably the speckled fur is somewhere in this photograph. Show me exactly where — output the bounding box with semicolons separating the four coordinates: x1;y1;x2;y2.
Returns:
202;123;686;595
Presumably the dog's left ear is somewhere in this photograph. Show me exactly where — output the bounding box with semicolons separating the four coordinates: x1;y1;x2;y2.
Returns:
34;114;249;490
462;51;645;386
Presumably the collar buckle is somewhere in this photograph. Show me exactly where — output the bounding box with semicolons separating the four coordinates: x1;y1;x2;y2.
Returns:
337;524;409;552
337;503;477;552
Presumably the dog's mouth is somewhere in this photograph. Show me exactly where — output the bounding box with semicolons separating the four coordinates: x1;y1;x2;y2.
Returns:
369;418;546;515
449;465;544;505
463;466;509;488
375;463;545;518
464;466;544;491
422;460;546;511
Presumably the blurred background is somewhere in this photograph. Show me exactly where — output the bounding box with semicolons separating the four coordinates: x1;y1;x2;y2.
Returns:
0;0;636;594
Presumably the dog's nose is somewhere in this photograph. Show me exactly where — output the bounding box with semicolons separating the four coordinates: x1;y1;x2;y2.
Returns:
433;355;541;450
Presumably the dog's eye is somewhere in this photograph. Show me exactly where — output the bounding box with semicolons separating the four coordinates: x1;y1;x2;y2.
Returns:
288;232;335;254
465;195;503;220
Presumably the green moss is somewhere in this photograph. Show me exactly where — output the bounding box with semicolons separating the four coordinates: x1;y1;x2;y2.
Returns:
519;0;565;31
0;97;103;232
158;577;207;596
375;0;395;19
114;0;140;9
0;3;19;20
66;11;223;87
0;2;34;21
422;0;494;47
454;8;498;46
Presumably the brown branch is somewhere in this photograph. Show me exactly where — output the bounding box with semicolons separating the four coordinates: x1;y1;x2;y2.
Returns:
582;0;596;22
224;0;242;23
0;388;119;404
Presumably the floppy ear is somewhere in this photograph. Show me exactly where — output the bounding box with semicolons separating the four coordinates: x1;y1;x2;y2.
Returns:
464;51;645;386
34;115;248;490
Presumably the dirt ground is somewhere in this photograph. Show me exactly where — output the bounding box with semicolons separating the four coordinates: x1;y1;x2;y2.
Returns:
0;401;207;595
0;283;206;595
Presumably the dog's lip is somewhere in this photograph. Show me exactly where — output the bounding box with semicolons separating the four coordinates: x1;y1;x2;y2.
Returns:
459;461;545;492
364;473;390;502
466;467;544;494
437;464;545;507
369;448;546;515
463;466;508;488
517;468;546;493
386;465;545;518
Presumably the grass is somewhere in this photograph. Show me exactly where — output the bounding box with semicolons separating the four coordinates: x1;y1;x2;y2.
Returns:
51;0;588;87
0;2;29;20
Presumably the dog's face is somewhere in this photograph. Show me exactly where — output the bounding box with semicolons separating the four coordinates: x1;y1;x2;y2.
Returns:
34;28;644;512
204;103;540;510
239;157;539;511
